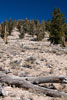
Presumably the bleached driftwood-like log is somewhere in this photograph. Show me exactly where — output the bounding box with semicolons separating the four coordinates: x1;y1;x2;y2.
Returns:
24;76;67;84
0;71;67;97
0;72;67;84
0;70;67;84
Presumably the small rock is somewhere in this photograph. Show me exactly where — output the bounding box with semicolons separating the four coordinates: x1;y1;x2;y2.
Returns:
49;84;56;90
46;63;52;68
23;64;32;69
26;56;36;64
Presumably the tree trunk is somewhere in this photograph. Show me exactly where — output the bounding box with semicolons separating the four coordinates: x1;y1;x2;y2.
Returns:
23;76;67;84
0;72;67;97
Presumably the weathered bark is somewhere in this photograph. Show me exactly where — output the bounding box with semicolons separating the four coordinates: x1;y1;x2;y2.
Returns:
0;72;67;84
24;76;67;84
0;72;67;97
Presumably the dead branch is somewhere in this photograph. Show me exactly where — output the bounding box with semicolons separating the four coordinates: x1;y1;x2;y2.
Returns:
24;76;67;84
0;72;67;97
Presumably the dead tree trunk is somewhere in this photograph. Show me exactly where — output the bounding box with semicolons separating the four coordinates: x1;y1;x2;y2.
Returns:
23;76;67;84
0;72;67;97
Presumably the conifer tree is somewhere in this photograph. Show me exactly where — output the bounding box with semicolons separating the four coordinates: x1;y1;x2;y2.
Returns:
3;19;8;44
12;20;17;28
19;25;25;39
45;19;51;31
36;24;45;41
34;20;45;41
0;23;4;38
41;20;45;32
65;24;67;41
23;18;30;33
29;20;35;36
8;18;13;35
49;8;66;45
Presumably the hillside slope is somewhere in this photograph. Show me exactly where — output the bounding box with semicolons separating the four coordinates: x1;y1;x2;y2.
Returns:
0;28;67;100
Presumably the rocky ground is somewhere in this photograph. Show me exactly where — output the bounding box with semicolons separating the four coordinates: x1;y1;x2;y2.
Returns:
0;28;67;100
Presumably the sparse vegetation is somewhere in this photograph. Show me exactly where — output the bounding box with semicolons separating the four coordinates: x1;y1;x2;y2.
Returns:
17;19;46;41
0;8;67;46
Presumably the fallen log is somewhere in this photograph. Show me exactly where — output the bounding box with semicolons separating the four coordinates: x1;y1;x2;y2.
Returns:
0;72;67;97
0;72;67;84
24;76;67;84
7;76;67;84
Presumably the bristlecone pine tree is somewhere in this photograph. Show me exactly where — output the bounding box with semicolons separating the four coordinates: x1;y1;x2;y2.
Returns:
29;20;35;36
23;18;30;33
8;18;13;35
45;19;51;31
19;25;24;39
0;20;8;44
34;20;45;41
17;20;25;39
65;24;67;41
12;20;17;29
49;8;66;46
4;19;8;44
0;23;4;38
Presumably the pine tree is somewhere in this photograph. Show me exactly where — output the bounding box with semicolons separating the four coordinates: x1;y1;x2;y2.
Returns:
29;20;35;36
0;23;4;38
23;18;30;33
36;24;45;41
8;18;13;35
41;20;45;32
49;8;66;45
0;24;2;37
34;20;40;40
4;19;8;44
45;19;51;31
19;25;25;39
65;24;67;41
12;20;17;29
